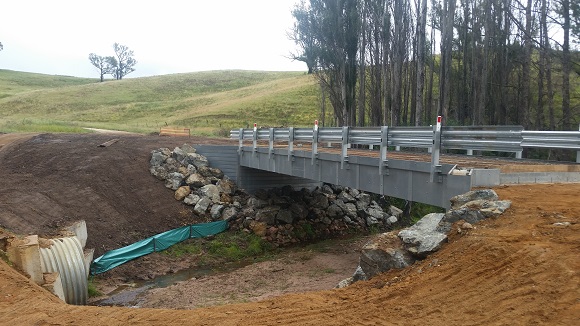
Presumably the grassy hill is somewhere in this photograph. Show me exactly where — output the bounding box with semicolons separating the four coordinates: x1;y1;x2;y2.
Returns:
0;69;319;136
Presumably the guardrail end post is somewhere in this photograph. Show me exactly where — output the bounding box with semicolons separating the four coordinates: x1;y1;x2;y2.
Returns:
577;124;580;163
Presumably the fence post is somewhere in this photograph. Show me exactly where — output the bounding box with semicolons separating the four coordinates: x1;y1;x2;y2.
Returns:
312;120;319;165
288;127;294;162
430;116;442;183
577;124;580;163
341;126;349;169
268;128;274;159
252;123;257;153
238;128;244;155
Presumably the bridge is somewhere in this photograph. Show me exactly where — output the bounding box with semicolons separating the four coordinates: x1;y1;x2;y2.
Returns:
195;122;580;209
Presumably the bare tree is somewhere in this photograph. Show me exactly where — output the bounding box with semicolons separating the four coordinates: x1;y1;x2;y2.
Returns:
111;43;137;80
88;53;116;82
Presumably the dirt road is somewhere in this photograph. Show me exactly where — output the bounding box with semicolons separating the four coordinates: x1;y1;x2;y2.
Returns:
0;133;578;325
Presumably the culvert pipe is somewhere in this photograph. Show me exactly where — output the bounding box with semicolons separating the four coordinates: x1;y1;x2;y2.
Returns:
39;236;88;305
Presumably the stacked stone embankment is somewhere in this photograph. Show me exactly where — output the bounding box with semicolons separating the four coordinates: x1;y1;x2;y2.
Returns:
150;145;401;246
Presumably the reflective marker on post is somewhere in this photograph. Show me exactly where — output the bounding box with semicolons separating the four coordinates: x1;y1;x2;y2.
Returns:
314;120;319;131
254;123;257;132
436;115;442;132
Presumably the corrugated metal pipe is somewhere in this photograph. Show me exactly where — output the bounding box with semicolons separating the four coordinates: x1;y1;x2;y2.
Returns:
39;237;87;305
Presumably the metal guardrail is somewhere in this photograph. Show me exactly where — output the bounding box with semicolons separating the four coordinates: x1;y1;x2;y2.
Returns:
231;123;580;182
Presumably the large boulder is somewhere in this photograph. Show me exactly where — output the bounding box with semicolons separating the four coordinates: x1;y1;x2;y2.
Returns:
193;197;212;215
398;213;447;257
164;172;184;190
358;232;416;280
450;189;499;209
200;184;220;203
185;173;208;188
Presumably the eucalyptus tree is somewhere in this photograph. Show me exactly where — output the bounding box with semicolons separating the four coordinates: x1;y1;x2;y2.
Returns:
291;0;361;126
88;53;116;82
111;43;137;80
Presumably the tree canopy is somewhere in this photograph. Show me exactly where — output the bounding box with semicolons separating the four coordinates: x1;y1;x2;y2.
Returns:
88;43;137;81
291;0;580;131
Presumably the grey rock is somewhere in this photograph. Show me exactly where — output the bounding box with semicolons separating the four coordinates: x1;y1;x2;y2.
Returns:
338;191;356;203
183;194;201;206
200;184;220;203
210;204;225;220
149;166;168;181
349;188;360;198
358;232;415;281
150;151;168;167
388;205;403;218
184;153;209;168
181;144;196;154
352;265;367;282
450;189;499;209
255;206;281;225
276;210;294;224
216;177;236;195
193;197;212;215
185;173;208;188
172;147;187;164
247;197;268;209
289;203;308;219
344;203;358;218
367;207;389;221
386;216;398;225
336;277;353;288
398;213;447;257
355;193;371;211
321;184;334;195
164;172;184;190
327;204;344;218
310;193;329;209
221;207;238;221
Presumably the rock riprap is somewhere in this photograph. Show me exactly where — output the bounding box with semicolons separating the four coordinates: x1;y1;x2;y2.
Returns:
150;145;402;246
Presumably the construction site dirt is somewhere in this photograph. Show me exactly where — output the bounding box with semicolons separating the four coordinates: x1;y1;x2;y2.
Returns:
0;133;578;325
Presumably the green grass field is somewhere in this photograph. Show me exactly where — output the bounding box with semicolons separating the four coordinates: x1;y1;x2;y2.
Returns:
0;69;319;136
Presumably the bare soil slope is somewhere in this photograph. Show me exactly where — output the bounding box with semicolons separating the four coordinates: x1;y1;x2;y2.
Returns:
0;133;578;325
0;133;234;257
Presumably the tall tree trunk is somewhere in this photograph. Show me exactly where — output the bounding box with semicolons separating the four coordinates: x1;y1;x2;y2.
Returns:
358;4;367;127
439;0;456;124
561;0;571;130
520;0;533;128
415;0;428;126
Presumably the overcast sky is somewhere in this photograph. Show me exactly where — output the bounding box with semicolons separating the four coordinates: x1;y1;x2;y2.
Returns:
0;0;306;78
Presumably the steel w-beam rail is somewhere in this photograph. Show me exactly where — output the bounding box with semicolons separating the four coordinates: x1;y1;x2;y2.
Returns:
231;124;580;178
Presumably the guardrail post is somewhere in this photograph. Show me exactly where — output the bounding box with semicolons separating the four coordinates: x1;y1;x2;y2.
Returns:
430;116;442;183
268;128;274;158
311;120;319;165
379;126;389;176
466;149;473;156
252;123;257;153
288;127;294;162
238;128;244;155
577;124;580;163
341;126;349;169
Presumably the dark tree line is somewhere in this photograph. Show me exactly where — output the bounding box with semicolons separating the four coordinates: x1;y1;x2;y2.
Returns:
89;43;137;82
290;0;580;130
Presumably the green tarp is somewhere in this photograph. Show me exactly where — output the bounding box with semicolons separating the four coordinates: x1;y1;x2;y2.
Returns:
90;220;228;275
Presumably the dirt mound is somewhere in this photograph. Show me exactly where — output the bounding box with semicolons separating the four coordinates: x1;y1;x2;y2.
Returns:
0;133;235;256
0;133;578;325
